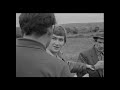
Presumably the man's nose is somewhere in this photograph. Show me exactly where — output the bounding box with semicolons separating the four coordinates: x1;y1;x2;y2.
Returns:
55;40;60;45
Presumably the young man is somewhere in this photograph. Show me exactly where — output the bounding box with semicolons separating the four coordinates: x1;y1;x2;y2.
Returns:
46;25;94;77
77;36;104;77
16;13;73;77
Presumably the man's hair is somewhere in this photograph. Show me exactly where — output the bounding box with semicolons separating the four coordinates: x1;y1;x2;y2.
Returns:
53;25;66;43
19;13;56;36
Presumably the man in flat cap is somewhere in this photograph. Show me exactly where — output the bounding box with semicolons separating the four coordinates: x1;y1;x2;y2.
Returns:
77;36;104;77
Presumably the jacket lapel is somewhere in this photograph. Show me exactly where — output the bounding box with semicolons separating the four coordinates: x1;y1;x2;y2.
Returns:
92;46;103;77
91;46;99;64
85;46;98;65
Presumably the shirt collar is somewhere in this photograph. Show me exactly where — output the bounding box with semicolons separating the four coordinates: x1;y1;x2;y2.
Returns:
46;49;63;60
93;45;102;55
46;49;54;57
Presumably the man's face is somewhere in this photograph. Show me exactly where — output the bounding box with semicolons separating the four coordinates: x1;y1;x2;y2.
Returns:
48;34;65;52
95;38;104;52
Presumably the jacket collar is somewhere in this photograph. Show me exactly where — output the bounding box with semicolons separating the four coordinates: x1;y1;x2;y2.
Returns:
46;49;54;57
46;49;63;60
16;38;46;51
93;45;102;56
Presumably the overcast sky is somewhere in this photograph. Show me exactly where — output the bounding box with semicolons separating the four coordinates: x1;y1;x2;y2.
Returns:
16;13;104;27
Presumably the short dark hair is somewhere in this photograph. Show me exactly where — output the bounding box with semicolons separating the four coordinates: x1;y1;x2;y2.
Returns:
53;25;66;43
19;13;56;36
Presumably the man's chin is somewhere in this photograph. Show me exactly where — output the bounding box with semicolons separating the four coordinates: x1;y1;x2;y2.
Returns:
53;48;60;52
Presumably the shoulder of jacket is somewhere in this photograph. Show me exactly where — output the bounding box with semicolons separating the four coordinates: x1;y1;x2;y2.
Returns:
81;47;94;55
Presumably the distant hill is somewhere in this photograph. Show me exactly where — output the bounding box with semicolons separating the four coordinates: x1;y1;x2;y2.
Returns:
61;22;104;29
61;22;104;33
16;22;104;38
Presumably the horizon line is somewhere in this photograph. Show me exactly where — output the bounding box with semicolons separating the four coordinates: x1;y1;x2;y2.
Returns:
16;21;104;27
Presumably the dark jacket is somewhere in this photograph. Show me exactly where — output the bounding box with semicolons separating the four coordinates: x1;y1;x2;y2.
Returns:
16;38;73;77
77;46;104;77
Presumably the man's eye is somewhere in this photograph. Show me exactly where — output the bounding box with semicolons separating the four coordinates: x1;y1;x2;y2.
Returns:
98;42;103;43
52;37;57;40
59;39;63;42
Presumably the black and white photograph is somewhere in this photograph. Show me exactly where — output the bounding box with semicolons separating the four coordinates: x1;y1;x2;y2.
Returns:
16;13;104;77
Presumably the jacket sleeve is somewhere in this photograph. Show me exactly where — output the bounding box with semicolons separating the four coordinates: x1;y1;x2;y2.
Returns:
72;52;90;74
80;52;104;77
79;53;89;64
67;60;87;73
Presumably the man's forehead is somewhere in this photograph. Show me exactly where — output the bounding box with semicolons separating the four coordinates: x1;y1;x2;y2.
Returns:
52;34;64;38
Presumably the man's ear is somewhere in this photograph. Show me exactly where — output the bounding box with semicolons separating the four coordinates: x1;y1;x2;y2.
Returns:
47;26;53;36
95;42;99;48
46;37;51;48
63;41;66;46
47;30;52;36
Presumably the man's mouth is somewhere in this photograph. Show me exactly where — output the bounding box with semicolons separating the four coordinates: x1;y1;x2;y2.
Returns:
53;46;60;49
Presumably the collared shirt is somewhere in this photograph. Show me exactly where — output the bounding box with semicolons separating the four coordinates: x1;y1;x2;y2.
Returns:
94;45;104;77
94;45;104;61
46;49;65;62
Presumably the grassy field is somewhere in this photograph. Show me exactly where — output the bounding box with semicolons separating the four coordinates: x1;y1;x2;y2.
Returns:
61;37;94;62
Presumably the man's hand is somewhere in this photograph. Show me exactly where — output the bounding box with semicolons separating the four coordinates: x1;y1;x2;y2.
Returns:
94;61;104;69
82;73;89;77
86;64;95;70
